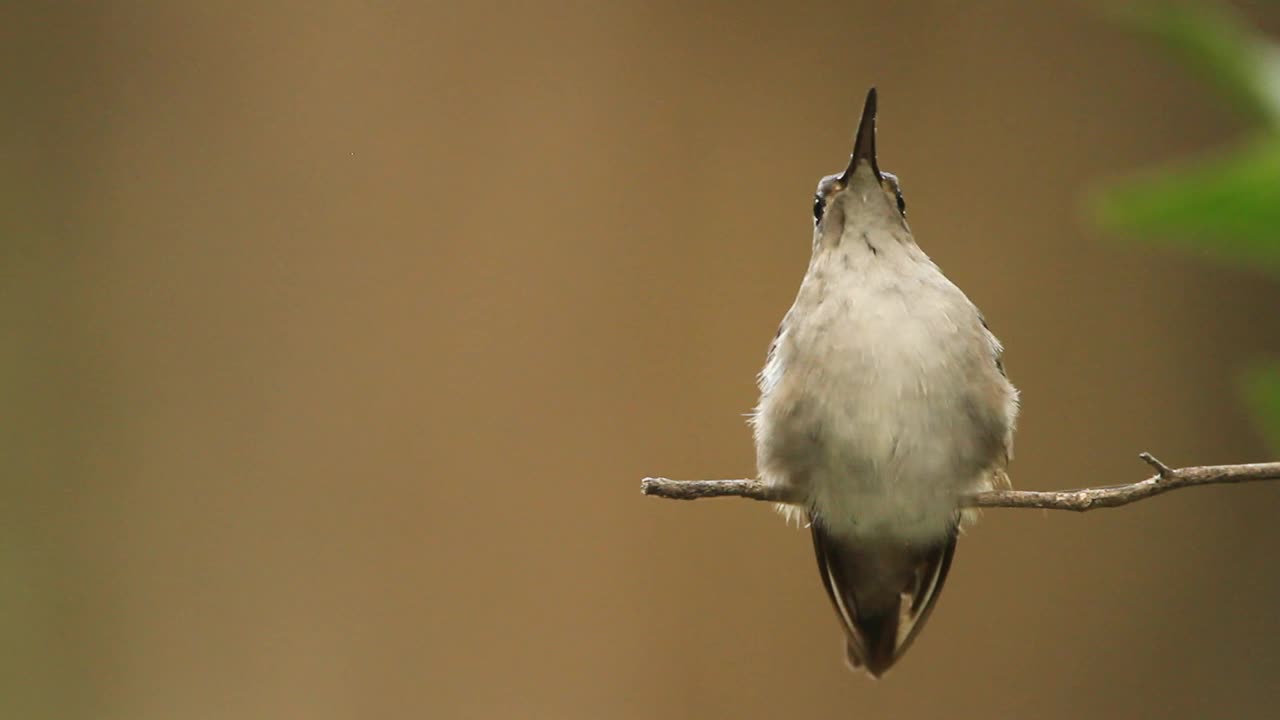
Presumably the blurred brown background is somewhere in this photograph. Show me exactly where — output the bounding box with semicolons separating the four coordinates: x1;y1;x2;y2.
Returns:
5;2;1280;718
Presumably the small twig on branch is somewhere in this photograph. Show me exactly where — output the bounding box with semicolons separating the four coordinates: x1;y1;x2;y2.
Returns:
640;454;1280;512
1137;451;1175;478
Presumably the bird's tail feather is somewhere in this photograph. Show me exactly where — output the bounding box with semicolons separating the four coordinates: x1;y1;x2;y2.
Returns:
810;520;957;677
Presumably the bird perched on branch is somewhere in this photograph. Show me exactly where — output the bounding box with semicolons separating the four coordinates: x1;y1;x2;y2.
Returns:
751;88;1018;677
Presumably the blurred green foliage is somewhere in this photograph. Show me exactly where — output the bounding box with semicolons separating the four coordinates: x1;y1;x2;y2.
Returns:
1095;136;1280;268
1093;2;1280;452
1245;367;1280;449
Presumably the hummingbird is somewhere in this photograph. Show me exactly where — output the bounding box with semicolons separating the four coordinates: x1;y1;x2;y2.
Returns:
751;88;1018;677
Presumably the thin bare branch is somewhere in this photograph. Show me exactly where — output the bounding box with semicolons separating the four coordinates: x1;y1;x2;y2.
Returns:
641;454;1280;512
1138;451;1174;478
638;478;798;503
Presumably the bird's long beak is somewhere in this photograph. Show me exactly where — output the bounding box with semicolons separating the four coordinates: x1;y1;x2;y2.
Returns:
840;88;881;183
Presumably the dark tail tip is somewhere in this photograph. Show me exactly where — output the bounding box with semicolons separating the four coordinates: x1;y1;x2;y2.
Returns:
856;611;900;678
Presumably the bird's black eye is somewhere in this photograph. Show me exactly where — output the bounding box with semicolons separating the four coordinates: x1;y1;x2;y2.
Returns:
881;172;907;217
812;194;824;223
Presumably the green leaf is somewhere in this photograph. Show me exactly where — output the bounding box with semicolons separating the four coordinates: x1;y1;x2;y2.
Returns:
1092;136;1280;270
1244;366;1280;454
1114;2;1280;127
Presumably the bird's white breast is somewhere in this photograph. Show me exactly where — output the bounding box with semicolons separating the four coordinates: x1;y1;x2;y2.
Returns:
755;252;1009;542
